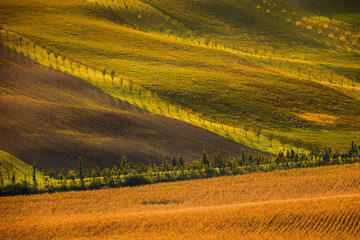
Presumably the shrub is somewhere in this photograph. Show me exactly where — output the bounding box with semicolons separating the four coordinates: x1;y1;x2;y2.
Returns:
124;175;150;187
0;183;35;196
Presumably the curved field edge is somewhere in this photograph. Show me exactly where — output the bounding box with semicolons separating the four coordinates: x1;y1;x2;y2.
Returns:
0;163;359;239
1;0;359;152
2;30;360;155
0;31;291;155
0;43;259;173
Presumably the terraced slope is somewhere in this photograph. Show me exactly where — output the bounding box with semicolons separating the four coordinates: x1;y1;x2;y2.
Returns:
0;163;359;239
0;44;259;171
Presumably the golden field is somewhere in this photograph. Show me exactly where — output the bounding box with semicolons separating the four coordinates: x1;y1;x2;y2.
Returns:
1;163;359;239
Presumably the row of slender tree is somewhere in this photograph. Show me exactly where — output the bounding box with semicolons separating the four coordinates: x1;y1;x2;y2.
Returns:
3;28;357;158
1;141;359;196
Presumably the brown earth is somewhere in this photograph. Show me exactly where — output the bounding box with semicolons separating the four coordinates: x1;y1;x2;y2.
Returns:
0;44;261;171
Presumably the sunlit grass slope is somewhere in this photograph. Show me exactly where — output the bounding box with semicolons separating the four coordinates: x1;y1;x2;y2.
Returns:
0;151;44;185
289;0;360;25
0;44;257;171
0;0;359;151
0;163;359;239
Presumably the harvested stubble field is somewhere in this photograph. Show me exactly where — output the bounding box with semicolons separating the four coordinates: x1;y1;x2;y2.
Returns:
1;163;359;239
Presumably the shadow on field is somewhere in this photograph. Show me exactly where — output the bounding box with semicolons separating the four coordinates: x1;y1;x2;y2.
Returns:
0;44;262;171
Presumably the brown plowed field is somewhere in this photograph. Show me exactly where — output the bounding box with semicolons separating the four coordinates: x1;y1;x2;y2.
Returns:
0;44;260;171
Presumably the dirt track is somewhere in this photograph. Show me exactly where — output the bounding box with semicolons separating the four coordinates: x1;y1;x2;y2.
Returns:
0;44;262;171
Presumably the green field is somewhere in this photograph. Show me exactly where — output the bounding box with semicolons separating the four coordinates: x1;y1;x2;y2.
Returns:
0;151;44;185
289;0;360;25
0;0;359;154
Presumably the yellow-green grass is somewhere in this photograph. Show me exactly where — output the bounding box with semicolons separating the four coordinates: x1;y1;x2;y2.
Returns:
0;150;44;185
1;0;359;152
0;163;359;239
1;31;311;155
2;42;264;173
141;0;360;52
289;0;360;25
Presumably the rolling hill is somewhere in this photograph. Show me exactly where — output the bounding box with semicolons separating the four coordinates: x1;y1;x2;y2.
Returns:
0;1;359;238
0;0;359;170
0;44;259;171
1;0;359;156
1;163;359;239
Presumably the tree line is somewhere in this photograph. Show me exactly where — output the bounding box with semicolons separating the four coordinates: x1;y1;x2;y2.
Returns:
1;141;359;197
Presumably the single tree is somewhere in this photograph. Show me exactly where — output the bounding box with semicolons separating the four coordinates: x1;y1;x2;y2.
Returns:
58;171;64;185
200;150;210;168
254;126;262;143
33;44;36;58
178;156;184;170
267;133;274;147
159;24;164;34
69;59;73;72
26;42;30;55
166;29;171;36
353;78;356;91
48;168;55;185
244;124;250;138
166;101;170;113
101;68;106;85
128;79;133;94
186;109;191;120
61;56;66;69
146;90;151;104
219;119;224;129
77;62;81;74
11;172;15;184
54;52;59;67
67;170;76;184
86;66;89;78
137;86;142;100
3;162;12;182
91;164;100;180
18;36;23;48
110;70;115;86
32;163;37;190
120;156;128;175
171;156;177;169
174;104;180;115
179;23;184;34
155;96;161;109
78;157;84;186
320;68;323;82
46;48;51;63
212;153;224;169
102;168;111;183
161;155;169;172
